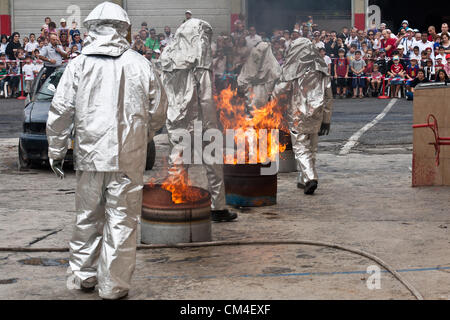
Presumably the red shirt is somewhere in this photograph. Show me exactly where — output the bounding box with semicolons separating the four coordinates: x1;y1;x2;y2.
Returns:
383;38;397;57
335;58;348;77
391;63;404;75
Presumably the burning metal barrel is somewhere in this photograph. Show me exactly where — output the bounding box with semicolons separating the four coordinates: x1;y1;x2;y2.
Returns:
278;131;297;173
224;163;277;207
141;184;212;244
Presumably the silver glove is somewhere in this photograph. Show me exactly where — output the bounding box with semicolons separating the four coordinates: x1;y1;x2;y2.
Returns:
49;158;65;179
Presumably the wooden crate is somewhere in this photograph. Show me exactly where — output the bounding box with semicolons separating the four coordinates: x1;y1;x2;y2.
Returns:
412;85;450;186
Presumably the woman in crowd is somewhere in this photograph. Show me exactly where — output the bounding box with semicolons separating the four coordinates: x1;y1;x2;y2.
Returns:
435;69;449;82
0;35;8;55
5;32;22;61
132;34;146;55
441;33;450;54
59;33;70;53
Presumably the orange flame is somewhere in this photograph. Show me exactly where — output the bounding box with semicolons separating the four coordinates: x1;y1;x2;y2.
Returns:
161;165;204;204
215;86;288;164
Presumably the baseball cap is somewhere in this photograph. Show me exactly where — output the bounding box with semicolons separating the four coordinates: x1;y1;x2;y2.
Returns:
410;56;418;61
406;27;413;32
402;20;409;25
436;56;443;60
397;44;404;49
413;29;419;33
393;56;400;61
313;31;320;36
60;18;66;23
292;29;300;33
280;37;286;41
185;10;192;14
446;54;450;60
154;49;161;54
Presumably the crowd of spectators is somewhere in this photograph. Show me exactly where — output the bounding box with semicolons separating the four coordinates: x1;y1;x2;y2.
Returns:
0;16;85;98
209;16;450;100
1;11;448;101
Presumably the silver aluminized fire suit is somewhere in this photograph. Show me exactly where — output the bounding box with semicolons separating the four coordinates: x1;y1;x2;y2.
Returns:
237;41;281;112
46;2;167;299
160;18;226;210
273;37;333;186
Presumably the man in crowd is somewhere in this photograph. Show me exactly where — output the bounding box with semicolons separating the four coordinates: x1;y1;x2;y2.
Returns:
161;26;174;46
382;29;397;57
46;2;168;300
185;10;192;21
145;28;160;56
70;32;83;52
246;26;262;48
38;33;68;79
417;32;434;56
345;28;358;49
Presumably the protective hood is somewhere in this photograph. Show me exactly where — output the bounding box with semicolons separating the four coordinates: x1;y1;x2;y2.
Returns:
82;1;131;57
281;37;329;81
237;41;281;86
160;18;213;72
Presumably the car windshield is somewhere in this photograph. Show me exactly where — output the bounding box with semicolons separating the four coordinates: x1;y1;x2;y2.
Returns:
35;68;65;101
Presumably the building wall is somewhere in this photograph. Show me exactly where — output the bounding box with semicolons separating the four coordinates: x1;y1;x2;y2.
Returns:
11;0;121;37
126;0;231;36
10;0;233;38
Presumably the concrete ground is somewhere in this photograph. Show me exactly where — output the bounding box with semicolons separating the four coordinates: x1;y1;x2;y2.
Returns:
0;97;449;300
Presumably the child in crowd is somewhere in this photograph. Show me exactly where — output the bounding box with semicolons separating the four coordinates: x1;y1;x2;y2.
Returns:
334;48;349;98
346;43;357;62
406;69;429;100
350;50;366;98
406;57;419;86
370;63;382;97
70;21;81;42
435;46;447;64
70;46;80;59
435;56;445;72
388;56;405;98
444;55;450;75
22;57;35;94
424;59;435;80
420;51;428;68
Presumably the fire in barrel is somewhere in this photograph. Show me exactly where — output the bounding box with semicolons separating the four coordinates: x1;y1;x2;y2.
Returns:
141;167;211;244
215;86;288;207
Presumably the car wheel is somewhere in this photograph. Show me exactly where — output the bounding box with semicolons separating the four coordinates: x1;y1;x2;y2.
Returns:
18;141;32;171
145;139;156;171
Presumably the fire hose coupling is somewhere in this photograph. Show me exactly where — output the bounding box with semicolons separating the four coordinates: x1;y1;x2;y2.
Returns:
412;114;450;166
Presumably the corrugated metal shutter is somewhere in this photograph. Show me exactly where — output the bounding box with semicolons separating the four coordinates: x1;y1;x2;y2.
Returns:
126;0;231;36
12;0;108;37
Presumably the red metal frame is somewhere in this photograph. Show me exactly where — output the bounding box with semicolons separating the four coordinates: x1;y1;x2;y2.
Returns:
412;114;450;166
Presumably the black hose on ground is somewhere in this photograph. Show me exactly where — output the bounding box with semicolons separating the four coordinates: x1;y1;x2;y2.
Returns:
0;239;423;300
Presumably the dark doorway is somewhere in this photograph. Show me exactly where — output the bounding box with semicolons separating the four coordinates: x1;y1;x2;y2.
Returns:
247;0;351;34
369;0;450;32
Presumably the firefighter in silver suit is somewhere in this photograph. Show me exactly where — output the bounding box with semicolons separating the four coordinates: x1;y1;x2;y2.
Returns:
272;37;333;195
160;18;237;222
46;2;167;299
237;41;281;113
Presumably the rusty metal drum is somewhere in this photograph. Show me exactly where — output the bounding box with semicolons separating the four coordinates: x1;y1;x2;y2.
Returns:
223;163;277;207
141;184;212;244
